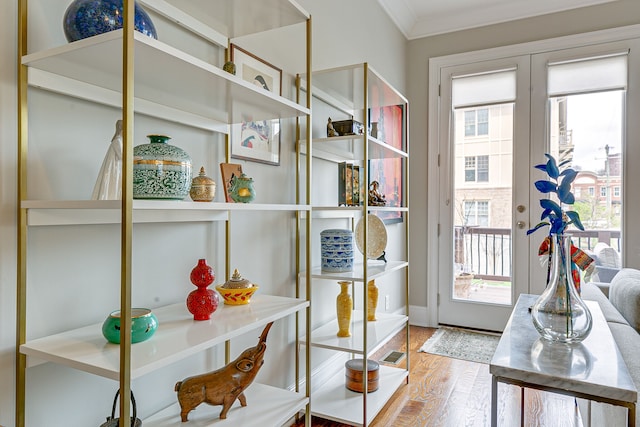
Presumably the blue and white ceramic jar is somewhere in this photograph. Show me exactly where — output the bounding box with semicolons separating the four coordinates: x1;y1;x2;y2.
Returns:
133;135;192;200
321;229;354;272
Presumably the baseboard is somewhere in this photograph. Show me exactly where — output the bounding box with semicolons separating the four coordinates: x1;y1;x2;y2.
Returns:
409;304;430;327
286;351;348;392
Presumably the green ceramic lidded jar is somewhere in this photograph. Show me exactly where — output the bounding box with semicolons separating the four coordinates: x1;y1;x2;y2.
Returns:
133;134;192;199
102;308;158;344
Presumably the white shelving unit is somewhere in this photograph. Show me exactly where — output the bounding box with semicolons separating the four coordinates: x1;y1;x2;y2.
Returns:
16;1;312;426
299;64;410;426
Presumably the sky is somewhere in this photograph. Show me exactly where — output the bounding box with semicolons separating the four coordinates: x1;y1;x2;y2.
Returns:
567;90;623;172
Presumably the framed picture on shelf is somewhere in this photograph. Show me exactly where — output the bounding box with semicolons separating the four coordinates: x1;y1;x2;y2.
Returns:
369;104;405;224
230;44;282;166
219;163;243;202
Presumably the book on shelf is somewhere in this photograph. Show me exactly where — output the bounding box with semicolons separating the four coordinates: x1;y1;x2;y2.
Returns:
338;162;363;206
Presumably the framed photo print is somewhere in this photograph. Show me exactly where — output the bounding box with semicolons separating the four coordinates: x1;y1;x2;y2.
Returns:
230;44;282;165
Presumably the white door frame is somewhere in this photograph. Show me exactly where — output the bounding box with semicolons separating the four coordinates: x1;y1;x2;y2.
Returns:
427;24;640;328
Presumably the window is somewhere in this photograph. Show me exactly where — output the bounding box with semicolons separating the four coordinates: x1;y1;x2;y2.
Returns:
464;108;489;136
477;155;489;181
588;186;595;196
463;200;489;226
464;155;489;182
464;156;476;181
600;186;607;197
614;186;620;197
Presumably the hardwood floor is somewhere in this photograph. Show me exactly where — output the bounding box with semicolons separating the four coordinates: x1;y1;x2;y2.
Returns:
293;326;583;427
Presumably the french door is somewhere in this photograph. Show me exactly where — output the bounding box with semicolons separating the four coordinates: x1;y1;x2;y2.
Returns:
435;56;532;331
430;34;640;331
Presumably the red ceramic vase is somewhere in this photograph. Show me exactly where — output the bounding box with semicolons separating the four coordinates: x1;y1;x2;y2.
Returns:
187;259;219;320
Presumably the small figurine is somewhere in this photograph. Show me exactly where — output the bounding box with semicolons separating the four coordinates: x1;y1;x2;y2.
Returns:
223;60;236;75
368;181;387;206
327;117;339;137
92;120;123;200
174;322;273;421
229;173;255;203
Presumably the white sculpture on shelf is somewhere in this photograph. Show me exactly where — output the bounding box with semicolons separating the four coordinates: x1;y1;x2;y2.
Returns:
92;120;123;200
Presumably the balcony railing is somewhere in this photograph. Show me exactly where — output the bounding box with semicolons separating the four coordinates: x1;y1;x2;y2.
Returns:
455;226;621;281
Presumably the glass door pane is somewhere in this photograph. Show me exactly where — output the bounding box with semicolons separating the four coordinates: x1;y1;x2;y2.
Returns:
453;104;513;305
548;91;624;273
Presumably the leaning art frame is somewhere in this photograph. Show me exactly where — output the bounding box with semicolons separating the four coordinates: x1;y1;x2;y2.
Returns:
230;44;282;165
369;104;405;224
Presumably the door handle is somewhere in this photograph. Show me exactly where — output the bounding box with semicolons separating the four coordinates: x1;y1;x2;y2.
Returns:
517;221;526;229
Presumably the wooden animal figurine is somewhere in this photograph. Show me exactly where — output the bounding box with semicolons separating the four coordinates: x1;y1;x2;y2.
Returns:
174;322;273;421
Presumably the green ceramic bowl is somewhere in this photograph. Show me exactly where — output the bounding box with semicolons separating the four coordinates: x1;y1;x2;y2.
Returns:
102;308;158;344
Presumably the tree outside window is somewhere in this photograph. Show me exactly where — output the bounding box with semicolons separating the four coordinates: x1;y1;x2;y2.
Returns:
463;200;489;226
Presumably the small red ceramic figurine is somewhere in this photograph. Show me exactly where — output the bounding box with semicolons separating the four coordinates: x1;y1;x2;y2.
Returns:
186;259;219;320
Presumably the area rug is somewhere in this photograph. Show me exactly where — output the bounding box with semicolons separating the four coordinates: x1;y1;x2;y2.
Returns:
418;327;501;364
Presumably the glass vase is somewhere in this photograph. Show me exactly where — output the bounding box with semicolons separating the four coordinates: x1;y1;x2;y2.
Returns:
531;234;592;343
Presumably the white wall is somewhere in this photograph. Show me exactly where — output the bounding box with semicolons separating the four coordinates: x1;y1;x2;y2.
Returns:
407;0;640;322
0;1;406;426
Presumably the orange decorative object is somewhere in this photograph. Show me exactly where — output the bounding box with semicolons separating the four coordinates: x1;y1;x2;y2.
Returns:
336;281;352;337
367;280;378;321
175;322;273;421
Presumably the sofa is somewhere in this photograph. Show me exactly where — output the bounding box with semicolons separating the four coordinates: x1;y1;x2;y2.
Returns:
579;268;640;426
584;242;622;284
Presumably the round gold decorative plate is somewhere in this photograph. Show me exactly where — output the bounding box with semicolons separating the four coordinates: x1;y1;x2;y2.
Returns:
355;214;387;259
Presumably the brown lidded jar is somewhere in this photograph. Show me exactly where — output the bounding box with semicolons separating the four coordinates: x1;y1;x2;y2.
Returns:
345;358;379;393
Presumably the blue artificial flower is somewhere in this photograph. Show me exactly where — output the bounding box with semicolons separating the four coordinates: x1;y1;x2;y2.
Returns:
527;154;584;236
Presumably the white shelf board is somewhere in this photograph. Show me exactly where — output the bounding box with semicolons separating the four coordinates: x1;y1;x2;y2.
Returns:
302;311;407;356
304;261;408;282
144;383;308;426
298;206;408;220
29;68;228;133
22;200;311;226
299;136;407;162
20;295;308;380
23;30;309;125
302;64;408;113
159;0;309;39
311;364;408;426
